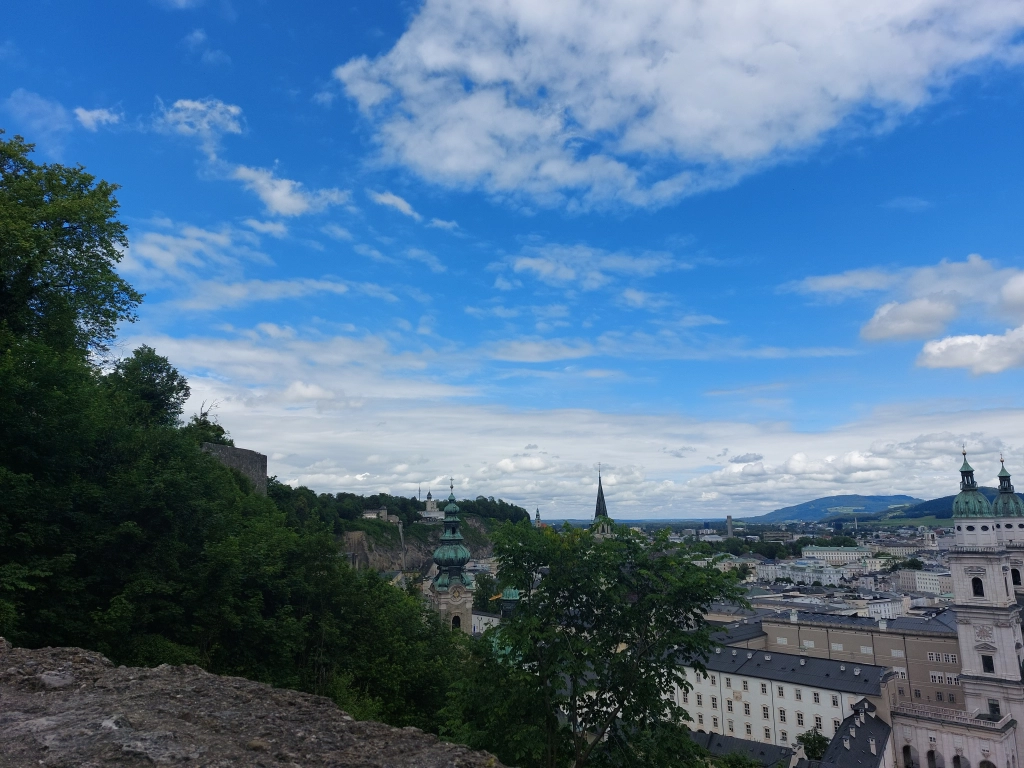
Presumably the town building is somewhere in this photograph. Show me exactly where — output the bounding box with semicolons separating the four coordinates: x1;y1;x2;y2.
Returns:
425;480;476;632
421;490;443;520
802;545;874;564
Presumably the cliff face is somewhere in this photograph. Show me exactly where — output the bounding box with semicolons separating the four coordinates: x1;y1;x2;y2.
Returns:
344;516;495;574
0;640;504;768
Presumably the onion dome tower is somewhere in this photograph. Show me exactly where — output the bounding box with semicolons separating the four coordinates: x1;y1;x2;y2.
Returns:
429;479;475;632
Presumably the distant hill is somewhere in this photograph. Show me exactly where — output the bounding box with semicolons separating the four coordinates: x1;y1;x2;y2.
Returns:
895;487;1008;520
746;494;923;523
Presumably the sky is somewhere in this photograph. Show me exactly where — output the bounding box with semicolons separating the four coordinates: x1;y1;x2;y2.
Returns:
4;0;1024;519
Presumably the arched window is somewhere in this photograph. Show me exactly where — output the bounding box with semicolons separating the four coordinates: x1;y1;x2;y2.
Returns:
973;577;985;597
928;751;937;768
904;745;915;768
953;757;961;768
451;615;461;630
1012;569;1021;586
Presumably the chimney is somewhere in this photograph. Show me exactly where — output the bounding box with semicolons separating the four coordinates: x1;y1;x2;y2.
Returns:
869;737;877;755
843;737;850;750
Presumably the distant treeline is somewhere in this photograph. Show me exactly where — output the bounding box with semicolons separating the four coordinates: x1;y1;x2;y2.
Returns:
270;485;529;530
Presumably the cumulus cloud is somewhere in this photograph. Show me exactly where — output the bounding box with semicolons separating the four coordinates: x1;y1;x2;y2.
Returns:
730;453;764;464
233;165;349;216
155;97;243;156
919;326;1024;374
74;107;121;131
4;89;72;156
861;298;959;340
335;0;1024;208
368;190;422;221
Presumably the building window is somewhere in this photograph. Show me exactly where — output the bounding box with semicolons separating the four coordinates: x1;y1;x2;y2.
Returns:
697;694;703;706
761;683;768;695
728;719;734;732
744;703;750;716
930;672;943;683
711;696;718;710
764;727;771;740
725;677;732;688
743;680;749;692
936;692;943;702
861;646;872;655
833;719;840;733
891;649;905;658
777;686;784;697
983;655;995;674
777;637;788;645
928;652;938;662
894;667;908;679
746;723;752;735
972;577;985;597
946;675;959;686
710;675;716;685
698;714;704;725
898;687;906;696
797;712;804;726
713;717;719;728
831;642;843;651
795;689;802;701
944;653;958;664
780;731;788;743
831;695;839;707
914;689;922;698
814;716;822;730
762;706;769;720
989;699;1001;718
948;693;955;704
813;692;820;704
779;709;786;723
727;700;733;712
802;640;815;648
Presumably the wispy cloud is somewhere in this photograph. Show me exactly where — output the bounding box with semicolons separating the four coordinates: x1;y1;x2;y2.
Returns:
428;218;458;230
368;190;422;221
182;28;231;66
883;196;932;212
406;247;446;273
179;278;350;311
511;243;678;291
4;89;72;156
233;165;349;216
322;224;353;241
155;97;243;157
74;107;121;131
243;219;288;238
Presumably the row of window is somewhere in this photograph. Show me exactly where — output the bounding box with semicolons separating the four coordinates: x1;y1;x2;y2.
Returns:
686;694;839;721
928;672;960;685
926;652;958;664
694;677;836;705
897;686;957;703
694;714;842;741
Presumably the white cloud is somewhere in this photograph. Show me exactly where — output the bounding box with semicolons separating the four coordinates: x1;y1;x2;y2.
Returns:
883;196;932;212
4;89;72;155
233;165;349;216
793;268;897;296
428;218;458;230
179;278;350;311
918;326;1024;374
861;298;958;340
406;247;446;273
74;107;121;131
487;338;594;362
620;288;670;310
321;224;353;240
243;219;288;237
511;243;676;290
335;0;1024;208
155;97;243;156
368;190;422;221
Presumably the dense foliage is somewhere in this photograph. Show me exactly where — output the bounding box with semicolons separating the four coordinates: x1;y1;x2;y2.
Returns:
443;520;744;768
0;134;462;732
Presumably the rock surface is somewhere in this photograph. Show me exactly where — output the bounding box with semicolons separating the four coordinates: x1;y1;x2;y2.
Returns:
0;639;504;768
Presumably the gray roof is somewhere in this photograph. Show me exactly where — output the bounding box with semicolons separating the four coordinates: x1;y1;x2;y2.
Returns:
689;730;793;768
816;706;891;768
710;621;767;645
692;648;888;696
760;609;957;636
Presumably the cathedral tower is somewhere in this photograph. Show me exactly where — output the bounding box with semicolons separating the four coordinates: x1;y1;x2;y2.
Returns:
428;479;475;632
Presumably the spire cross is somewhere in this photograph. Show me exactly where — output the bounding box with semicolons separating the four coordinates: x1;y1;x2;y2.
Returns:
450;477;454;492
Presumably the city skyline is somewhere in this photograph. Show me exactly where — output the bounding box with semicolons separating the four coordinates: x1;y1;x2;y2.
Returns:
4;0;1024;518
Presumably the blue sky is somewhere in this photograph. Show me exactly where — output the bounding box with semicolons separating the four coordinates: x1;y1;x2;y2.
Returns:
4;0;1024;518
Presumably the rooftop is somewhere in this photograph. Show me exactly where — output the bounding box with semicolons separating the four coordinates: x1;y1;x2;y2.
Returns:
691;648;888;696
815;706;891;768
689;731;793;768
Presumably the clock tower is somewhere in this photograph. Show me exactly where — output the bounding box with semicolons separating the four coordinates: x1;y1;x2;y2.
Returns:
428;479;475;633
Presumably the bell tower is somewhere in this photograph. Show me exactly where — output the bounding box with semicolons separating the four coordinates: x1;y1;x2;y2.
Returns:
428;479;475;633
949;451;1024;742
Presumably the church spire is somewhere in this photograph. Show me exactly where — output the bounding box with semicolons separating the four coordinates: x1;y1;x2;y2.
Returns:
595;465;609;520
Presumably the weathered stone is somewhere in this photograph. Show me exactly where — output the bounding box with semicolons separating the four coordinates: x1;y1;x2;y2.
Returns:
0;639;505;768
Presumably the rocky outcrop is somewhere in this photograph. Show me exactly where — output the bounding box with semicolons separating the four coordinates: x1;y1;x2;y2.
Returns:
344;517;495;575
0;639;504;768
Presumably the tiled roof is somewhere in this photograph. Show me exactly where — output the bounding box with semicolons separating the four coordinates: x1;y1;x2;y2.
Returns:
690;648;888;696
689;730;793;768
816;706;891;768
710;621;766;645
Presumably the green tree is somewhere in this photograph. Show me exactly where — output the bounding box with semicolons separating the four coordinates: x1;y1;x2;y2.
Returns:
106;345;190;427
903;557;925;570
0;132;141;352
473;573;498;612
796;729;830;760
443;520;743;768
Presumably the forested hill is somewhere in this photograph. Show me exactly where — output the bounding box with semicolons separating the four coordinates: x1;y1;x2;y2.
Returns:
747;493;922;523
269;484;529;529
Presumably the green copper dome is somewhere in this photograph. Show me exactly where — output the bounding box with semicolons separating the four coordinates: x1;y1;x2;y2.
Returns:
431;479;474;589
953;450;993;519
992;459;1024;517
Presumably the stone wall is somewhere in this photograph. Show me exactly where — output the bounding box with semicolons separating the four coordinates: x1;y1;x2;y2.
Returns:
202;443;268;495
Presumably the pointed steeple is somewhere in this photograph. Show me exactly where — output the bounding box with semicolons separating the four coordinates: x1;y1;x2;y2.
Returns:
960;446;977;490
535;507;541;525
595;465;609;520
